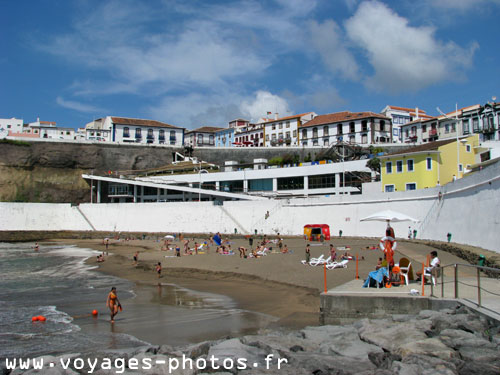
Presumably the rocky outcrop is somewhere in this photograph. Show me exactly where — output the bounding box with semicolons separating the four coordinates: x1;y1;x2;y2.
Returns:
5;305;499;374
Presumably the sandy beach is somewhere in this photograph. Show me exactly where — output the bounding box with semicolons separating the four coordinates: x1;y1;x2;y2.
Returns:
47;233;483;338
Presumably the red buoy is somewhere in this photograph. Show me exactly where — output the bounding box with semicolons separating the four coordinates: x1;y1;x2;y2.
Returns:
38;316;46;322
31;316;39;322
92;309;98;316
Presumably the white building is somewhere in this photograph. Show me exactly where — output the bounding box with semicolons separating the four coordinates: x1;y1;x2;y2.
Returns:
85;116;184;146
185;126;224;147
83;158;373;203
381;105;433;142
299;111;392;146
234;123;264;147
262;112;316;147
0;117;24;134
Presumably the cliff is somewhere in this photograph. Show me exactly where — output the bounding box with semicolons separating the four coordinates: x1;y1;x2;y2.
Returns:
0;140;325;204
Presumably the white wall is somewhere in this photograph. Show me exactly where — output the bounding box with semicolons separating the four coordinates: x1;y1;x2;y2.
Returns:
1;163;499;253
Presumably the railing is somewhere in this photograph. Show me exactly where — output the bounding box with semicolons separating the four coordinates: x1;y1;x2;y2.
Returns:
431;263;500;310
429;129;437;136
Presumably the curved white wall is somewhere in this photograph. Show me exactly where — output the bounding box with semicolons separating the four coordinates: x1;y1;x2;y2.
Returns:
1;163;499;253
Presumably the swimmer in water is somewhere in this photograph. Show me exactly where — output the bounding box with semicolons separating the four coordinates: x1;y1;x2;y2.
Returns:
106;287;121;323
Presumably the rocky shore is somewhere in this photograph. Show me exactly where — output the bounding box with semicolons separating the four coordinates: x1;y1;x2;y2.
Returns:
4;305;499;375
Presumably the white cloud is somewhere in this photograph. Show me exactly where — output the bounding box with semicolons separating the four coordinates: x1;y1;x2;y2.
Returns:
345;0;478;93
240;91;291;122
56;97;105;113
309;20;360;80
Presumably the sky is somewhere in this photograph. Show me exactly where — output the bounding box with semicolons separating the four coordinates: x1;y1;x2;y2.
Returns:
1;0;499;130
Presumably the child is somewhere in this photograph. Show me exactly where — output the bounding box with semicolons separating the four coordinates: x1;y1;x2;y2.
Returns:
156;262;162;278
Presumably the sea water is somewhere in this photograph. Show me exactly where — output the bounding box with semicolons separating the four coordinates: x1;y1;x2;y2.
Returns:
0;242;276;360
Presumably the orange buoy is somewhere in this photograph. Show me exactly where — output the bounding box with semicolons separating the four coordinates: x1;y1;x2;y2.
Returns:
32;316;39;322
38;316;46;322
92;309;98;316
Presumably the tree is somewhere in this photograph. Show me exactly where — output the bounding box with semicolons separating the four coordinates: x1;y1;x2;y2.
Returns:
366;157;380;173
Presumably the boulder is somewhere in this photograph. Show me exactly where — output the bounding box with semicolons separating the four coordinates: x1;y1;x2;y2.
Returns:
395;338;458;360
439;328;497;349
207;338;269;370
357;320;427;352
287;352;375;375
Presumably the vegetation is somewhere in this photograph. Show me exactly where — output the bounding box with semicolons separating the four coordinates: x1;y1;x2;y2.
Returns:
0;139;31;147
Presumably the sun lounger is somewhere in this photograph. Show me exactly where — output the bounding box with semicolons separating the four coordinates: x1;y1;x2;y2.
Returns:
309;255;331;266
326;259;349;270
301;254;324;265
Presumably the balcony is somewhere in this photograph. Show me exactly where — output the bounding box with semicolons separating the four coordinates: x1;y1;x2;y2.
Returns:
429;129;437;136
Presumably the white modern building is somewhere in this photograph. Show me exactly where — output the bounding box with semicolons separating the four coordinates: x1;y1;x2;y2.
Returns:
299;111;392;146
262;112;316;147
0;117;24;134
85;116;184;146
82;158;373;203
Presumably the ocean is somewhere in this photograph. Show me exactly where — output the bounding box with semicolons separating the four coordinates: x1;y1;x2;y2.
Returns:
0;242;276;360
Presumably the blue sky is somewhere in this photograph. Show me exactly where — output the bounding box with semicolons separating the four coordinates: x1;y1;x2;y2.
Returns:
1;0;499;130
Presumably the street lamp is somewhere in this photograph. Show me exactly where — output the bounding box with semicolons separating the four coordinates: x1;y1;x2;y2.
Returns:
198;168;208;202
437;104;461;180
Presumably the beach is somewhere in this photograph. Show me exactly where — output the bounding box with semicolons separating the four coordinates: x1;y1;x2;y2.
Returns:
44;233;484;345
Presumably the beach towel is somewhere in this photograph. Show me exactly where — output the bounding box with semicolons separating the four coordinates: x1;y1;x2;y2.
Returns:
362;267;389;288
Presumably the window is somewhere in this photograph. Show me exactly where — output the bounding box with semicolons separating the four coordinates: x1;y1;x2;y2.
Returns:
349;122;355;133
293;130;297;137
422;124;427;133
272;134;276;140
381;120;387;132
313;139;319;146
463;119;470;134
386;162;392;174
159;130;165;141
309;174;335;189
362;120;368;132
285;131;291;139
286;121;290;128
197;134;203;144
135;128;142;138
209;135;214;144
323;126;329;136
385;185;395;192
169;130;176;143
272;124;276;130
445;123;450;133
323;139;329;146
123;127;130;137
426;157;432;170
473;118;479;131
407;159;414;172
312;127;318;138
361;134;367;144
147;129;154;140
337;124;343;134
349;135;355;144
405;183;416;191
466;144;471;152
265;135;269;141
396;160;403;173
277;176;304;190
279;122;283;129
302;129;308;139
459;164;463;172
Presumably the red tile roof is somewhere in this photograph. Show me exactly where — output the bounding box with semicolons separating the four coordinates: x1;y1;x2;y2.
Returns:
111;117;180;129
387;105;428;114
382;138;457;157
261;112;314;123
301;111;389;128
186;126;225;134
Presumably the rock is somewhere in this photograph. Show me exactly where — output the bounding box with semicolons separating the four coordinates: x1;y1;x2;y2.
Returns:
357;320;427;352
457;346;500;367
456;361;500;375
206;338;269;370
289;345;304;352
301;326;383;359
287;352;375;375
132;353;195;375
429;312;488;335
395;338;458;360
367;352;402;369
394;354;458;375
241;332;317;354
439;328;497;349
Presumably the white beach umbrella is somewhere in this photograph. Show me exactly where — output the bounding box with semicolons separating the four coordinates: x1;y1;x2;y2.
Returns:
164;235;175;240
360;210;419;223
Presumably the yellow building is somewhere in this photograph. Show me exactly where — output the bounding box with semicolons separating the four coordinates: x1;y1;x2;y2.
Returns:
380;135;479;192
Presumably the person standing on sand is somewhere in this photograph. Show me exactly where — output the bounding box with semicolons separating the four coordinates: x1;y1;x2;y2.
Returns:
106;287;121;323
305;244;311;263
329;244;336;261
156;262;162;278
184;239;189;255
133;251;139;266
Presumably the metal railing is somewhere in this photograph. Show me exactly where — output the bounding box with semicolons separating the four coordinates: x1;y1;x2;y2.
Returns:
430;263;500;309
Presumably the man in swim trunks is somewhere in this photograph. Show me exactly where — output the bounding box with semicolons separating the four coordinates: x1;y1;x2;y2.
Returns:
106;287;121;323
133;251;138;266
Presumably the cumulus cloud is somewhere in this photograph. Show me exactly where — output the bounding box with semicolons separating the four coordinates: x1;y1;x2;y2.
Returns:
309;20;360;81
345;0;478;93
56;97;105;113
240;91;291;122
